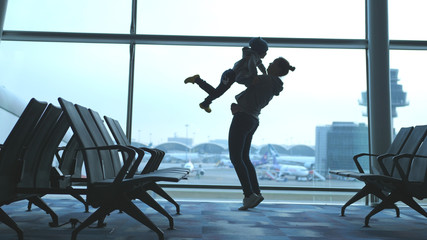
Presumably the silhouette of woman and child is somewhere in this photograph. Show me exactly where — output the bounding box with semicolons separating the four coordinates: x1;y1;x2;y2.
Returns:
185;37;295;210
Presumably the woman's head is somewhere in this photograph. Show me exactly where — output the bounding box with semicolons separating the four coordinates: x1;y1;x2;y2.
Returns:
268;57;295;77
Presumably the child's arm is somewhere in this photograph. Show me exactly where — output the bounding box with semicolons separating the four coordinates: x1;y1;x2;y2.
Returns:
257;63;267;75
246;55;259;77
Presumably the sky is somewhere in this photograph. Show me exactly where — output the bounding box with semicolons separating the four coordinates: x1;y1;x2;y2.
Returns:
1;0;427;147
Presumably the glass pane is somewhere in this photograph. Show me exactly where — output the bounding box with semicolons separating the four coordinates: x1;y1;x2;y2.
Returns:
0;106;19;143
138;0;365;39
389;50;427;207
390;50;427;129
0;41;129;143
3;0;132;33
389;0;427;40
133;45;367;194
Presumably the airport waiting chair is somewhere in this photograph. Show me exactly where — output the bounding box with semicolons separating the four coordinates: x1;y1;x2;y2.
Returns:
59;97;190;240
362;133;427;227
0;99;60;240
102;115;188;175
25;115;90;213
102;114;189;214
26;100;180;231
26;103;156;229
75;104;178;229
329;126;424;216
19;102;99;220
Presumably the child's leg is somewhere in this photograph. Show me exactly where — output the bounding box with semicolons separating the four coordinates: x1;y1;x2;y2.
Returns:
195;78;216;95
203;69;235;105
185;75;216;94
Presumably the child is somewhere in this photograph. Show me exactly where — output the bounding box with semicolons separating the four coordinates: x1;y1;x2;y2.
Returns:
184;37;269;113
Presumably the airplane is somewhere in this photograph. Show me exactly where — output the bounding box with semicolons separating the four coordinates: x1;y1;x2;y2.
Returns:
213;144;313;181
215;154;233;168
252;152;269;167
212;145;315;181
215;152;268;168
163;151;199;163
162;151;206;176
183;160;205;176
256;144;325;181
257;156;310;181
266;144;315;169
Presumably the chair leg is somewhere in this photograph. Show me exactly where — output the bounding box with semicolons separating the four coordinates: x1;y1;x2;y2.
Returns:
341;184;371;216
71;206;113;240
400;195;427;218
27;201;33;212
133;189;175;229
119;195;165;240
96;214;107;228
72;193;164;240
147;182;181;215
0;208;23;240
70;193;89;213
364;191;400;227
28;196;59;227
371;187;400;217
26;194;47;212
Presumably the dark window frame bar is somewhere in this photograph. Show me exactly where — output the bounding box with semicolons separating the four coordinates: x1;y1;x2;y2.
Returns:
159;183;359;193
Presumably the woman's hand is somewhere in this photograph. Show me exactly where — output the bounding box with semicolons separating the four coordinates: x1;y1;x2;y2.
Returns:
231;103;241;115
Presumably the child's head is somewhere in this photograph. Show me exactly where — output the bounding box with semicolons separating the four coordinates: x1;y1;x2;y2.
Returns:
268;57;295;77
249;37;268;58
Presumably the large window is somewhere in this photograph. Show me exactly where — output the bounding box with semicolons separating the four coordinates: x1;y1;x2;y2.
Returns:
0;41;129;139
389;0;427;40
132;45;367;190
390;50;427;129
138;0;365;39
3;0;132;33
133;46;368;146
1;0;391;204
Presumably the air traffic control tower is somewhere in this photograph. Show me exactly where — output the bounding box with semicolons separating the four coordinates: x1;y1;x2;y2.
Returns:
359;69;409;118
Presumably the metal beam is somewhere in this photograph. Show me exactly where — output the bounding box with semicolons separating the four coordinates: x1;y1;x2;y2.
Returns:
4;31;427;50
390;40;427;50
2;31;367;49
0;0;8;42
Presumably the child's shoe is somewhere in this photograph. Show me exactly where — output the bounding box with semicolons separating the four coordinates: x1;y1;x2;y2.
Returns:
184;74;200;84
199;102;212;113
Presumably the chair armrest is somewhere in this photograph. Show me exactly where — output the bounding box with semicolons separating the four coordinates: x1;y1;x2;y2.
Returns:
377;153;398;176
353;153;379;173
80;144;136;184
125;146;145;178
393;153;427;182
140;147;157;155
140;147;162;174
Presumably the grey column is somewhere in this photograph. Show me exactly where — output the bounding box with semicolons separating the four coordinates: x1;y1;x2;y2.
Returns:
0;0;8;42
367;0;392;169
126;0;137;141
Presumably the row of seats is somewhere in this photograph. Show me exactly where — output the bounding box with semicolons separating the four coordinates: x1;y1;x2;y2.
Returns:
0;98;189;240
330;125;427;226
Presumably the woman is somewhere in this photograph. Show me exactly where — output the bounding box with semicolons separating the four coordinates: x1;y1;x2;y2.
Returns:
228;57;295;210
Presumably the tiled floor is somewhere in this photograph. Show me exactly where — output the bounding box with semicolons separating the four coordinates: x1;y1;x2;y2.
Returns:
1;196;427;240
